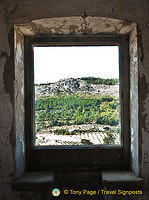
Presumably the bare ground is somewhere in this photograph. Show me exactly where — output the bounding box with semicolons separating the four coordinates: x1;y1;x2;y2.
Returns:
35;124;120;146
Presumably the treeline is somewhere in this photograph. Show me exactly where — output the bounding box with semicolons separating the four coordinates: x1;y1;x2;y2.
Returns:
35;77;119;86
80;77;119;85
35;94;119;132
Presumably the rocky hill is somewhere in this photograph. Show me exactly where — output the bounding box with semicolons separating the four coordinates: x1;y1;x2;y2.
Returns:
35;78;119;97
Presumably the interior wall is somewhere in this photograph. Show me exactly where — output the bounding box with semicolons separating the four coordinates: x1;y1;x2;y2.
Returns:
0;1;149;199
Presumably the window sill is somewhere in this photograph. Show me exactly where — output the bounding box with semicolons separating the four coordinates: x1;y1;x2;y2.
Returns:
12;171;143;191
102;171;144;189
11;172;54;190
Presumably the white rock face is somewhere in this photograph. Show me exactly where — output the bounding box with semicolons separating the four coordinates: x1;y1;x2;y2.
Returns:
35;78;119;97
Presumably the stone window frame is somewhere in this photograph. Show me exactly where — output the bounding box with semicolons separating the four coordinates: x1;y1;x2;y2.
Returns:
14;17;140;178
24;35;129;172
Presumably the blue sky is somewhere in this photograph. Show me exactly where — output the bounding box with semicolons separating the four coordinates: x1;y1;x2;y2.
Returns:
34;46;119;84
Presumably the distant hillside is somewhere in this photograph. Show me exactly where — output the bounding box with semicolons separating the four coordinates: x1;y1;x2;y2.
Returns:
35;77;119;97
35;77;120;146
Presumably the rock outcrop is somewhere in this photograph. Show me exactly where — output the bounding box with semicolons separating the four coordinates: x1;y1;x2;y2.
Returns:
35;78;119;97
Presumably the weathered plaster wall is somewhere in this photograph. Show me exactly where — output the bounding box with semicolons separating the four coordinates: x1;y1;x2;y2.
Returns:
3;0;149;24
17;17;134;35
129;25;139;175
0;1;149;199
14;27;25;178
0;3;18;200
140;25;149;189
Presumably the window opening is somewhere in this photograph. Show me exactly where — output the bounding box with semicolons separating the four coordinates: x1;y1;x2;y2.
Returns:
33;46;120;146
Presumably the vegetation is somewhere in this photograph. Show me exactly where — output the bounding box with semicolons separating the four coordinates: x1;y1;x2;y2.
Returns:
53;128;101;135
35;94;119;133
80;77;119;85
103;128;117;145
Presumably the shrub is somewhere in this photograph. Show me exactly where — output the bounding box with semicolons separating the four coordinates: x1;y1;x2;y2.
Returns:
80;77;119;85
